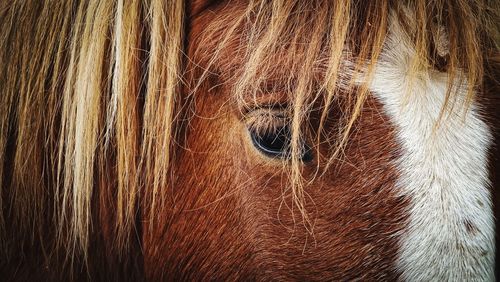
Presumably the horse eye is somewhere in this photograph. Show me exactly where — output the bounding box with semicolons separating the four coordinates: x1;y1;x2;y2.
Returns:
249;126;313;162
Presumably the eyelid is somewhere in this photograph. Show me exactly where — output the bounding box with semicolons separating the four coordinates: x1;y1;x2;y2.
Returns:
240;101;287;116
244;108;288;137
239;90;289;114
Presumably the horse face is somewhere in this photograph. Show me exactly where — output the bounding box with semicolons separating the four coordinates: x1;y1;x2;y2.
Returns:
140;1;497;280
142;1;407;280
0;0;495;280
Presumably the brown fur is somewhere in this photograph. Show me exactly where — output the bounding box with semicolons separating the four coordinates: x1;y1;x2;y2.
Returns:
141;4;408;279
143;87;408;280
482;54;500;279
0;0;498;280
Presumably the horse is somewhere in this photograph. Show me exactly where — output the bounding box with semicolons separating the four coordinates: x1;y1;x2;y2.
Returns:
0;0;498;280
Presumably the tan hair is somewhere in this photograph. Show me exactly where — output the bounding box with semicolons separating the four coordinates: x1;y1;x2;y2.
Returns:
0;0;498;262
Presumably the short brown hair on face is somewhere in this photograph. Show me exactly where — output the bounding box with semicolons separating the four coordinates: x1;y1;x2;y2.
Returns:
0;0;498;279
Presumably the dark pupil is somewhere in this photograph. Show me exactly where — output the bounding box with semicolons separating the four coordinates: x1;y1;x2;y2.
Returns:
250;126;313;162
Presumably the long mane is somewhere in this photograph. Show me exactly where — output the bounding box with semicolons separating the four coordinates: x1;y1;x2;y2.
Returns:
0;0;498;271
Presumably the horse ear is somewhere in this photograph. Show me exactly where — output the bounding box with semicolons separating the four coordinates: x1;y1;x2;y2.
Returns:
189;0;219;17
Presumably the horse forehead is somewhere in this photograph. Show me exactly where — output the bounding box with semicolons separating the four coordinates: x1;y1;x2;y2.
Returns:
188;2;334;78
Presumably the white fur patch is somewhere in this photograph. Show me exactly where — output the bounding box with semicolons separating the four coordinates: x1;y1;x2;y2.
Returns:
368;19;495;281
